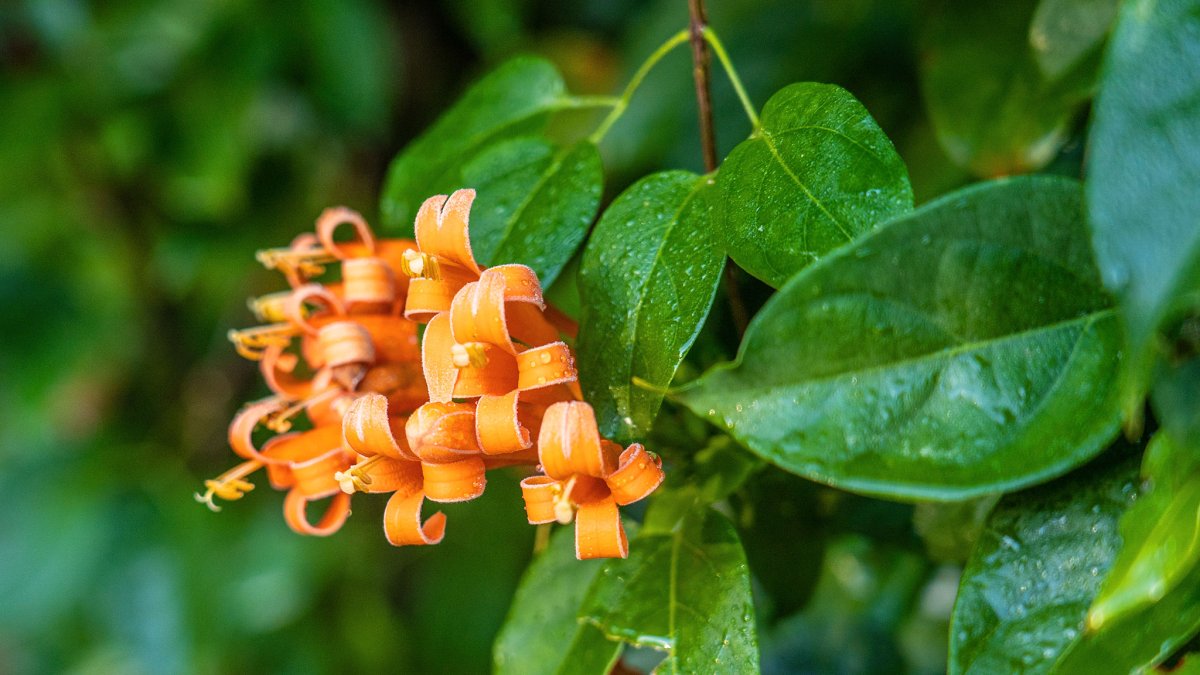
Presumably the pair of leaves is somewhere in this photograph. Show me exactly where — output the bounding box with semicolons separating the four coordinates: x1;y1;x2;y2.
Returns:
494;495;758;674
679;177;1122;501
920;0;1104;176
951;442;1200;674
579;84;912;439
379;57;602;286
1086;0;1200;424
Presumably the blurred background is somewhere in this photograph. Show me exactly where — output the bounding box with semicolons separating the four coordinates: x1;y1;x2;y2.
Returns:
0;0;1042;672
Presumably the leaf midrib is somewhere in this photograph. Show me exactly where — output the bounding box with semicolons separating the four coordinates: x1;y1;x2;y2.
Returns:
756;128;854;241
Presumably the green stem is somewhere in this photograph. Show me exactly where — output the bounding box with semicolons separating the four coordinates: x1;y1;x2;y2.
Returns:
589;29;692;144
556;94;623;111
702;27;760;130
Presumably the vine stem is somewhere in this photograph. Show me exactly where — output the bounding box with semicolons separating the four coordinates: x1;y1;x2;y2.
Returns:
687;1;750;338
589;29;691;144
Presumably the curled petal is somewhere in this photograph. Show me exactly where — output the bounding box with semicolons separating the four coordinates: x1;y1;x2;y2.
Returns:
422;457;487;503
305;389;354;428
354;456;424;494
538;401;617;481
516;342;577;392
259;344;314;400
519;475;560;524
450;277;512;353
475;391;531;455
342;257;395;310
355;315;419;364
453;346;518;399
360;361;426;415
543;303;578;340
406;401;480;463
343;393;417;461
414;190;481;275
317;320;375;369
384;490;447;546
284;489;352;537
290;446;353;499
575;497;628;560
507;302;561;349
286;284;346;335
316;206;375;260
228;397;285;462
403;267;478;322
607;443;664;505
421;313;459;403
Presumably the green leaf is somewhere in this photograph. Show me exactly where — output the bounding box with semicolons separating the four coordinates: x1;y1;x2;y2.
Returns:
717;82;913;289
493;527;621;675
580;497;759;673
379;57;567;231
920;0;1094;176
949;454;1139;674
678;176;1122;501
1087;433;1200;629
462;137;603;287
1086;0;1200;421
578;171;724;441
1029;0;1120;81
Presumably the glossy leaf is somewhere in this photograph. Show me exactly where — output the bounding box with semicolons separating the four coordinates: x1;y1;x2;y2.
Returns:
1086;0;1200;420
949;454;1139;674
380;57;567;231
493;526;620;675
462;137;603;287
580;495;759;673
1029;0;1119;80
578;171;723;441
1087;433;1200;629
678;177;1122;501
920;0;1094;176
717;82;912;288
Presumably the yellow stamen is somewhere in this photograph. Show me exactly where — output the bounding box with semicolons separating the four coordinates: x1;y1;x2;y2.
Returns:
553;476;578;525
265;387;341;433
195;460;263;512
255;246;338;279
228;323;300;360
334;454;385;494
248;291;305;323
451;342;490;369
400;249;441;280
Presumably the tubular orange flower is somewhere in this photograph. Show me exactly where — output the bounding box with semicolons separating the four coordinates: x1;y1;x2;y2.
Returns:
207;190;665;558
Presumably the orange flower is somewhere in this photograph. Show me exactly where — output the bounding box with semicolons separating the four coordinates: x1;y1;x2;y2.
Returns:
206;189;665;559
520;401;663;559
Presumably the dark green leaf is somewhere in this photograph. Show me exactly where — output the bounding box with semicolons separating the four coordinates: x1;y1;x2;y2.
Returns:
949;454;1139;674
1086;0;1200;420
462;137;603;287
920;0;1094;176
493;527;621;675
379;57;567;231
580;498;759;673
1029;0;1119;80
678;177;1121;501
718;82;913;288
1087;433;1200;629
578;171;724;440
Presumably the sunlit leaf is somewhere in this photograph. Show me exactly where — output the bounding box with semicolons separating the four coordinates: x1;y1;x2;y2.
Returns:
718;82;912;288
1086;0;1200;421
578;171;723;441
678;177;1121;501
920;0;1094;176
494;527;621;675
462;137;603;287
580;493;759;673
1087;433;1200;629
949;454;1138;673
380;57;568;231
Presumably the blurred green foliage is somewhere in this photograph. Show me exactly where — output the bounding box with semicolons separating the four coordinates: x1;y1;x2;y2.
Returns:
0;0;1053;673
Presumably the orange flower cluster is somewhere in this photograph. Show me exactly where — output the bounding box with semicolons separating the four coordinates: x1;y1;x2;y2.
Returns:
204;189;664;558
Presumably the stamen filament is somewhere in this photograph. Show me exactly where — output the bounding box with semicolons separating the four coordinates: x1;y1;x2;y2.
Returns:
451;342;490;369
401;249;442;280
255;247;338;279
265;387;341;433
195;460;264;512
335;454;386;494
228;324;301;360
249;291;305;323
553;476;578;525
